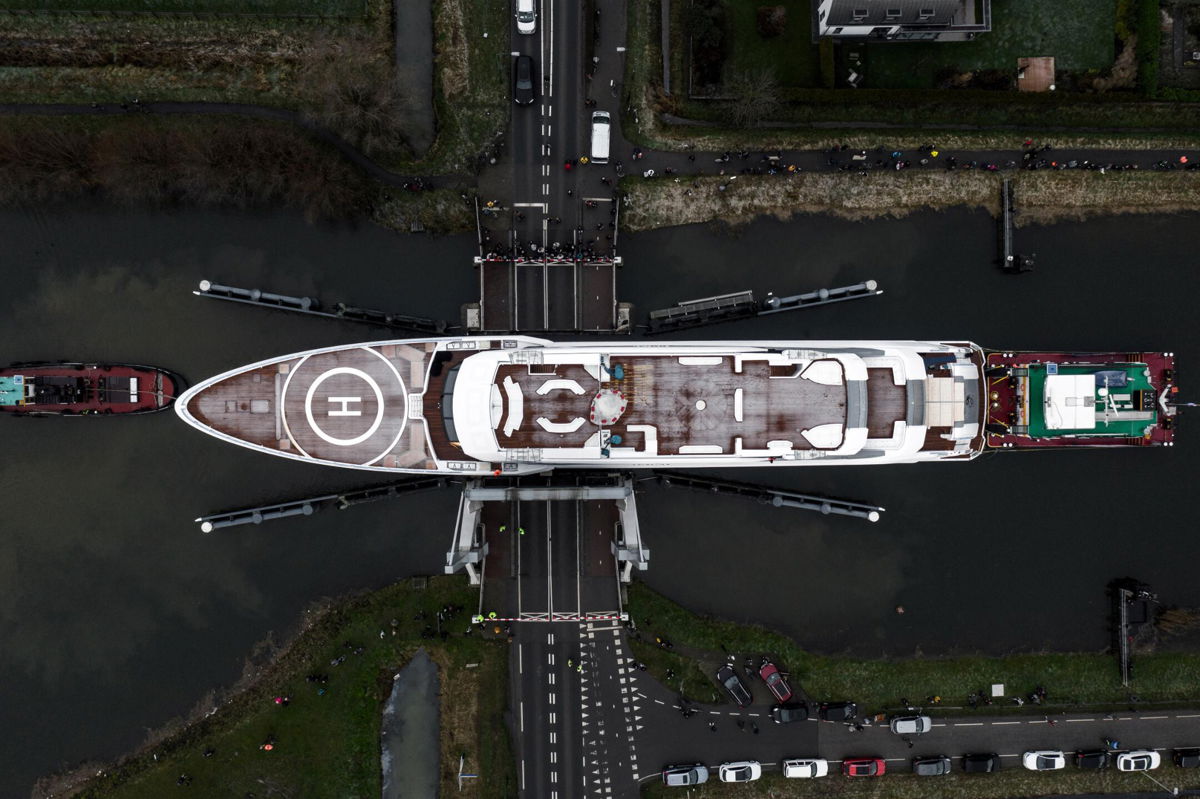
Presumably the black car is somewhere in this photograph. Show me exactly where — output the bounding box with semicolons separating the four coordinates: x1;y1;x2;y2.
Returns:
962;752;1000;773
817;701;858;722
1176;748;1200;768
913;755;952;776
513;55;536;105
770;702;809;724
715;664;752;707
1076;750;1111;770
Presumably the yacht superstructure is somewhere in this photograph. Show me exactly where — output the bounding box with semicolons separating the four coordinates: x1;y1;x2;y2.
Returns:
176;336;992;474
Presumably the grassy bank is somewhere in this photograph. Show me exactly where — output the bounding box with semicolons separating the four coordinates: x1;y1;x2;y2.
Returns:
37;576;515;799
627;581;1200;712
624;0;1200;152
0;0;508;176
620;170;1200;232
641;765;1200;798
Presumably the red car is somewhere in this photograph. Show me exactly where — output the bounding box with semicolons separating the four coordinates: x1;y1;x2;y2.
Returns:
758;660;793;703
843;758;886;777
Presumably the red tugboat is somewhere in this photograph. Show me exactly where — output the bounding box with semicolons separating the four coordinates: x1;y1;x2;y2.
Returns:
0;362;183;416
984;351;1178;449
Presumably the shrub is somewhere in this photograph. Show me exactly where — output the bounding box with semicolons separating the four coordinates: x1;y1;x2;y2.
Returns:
756;5;786;38
1135;0;1161;96
818;38;835;89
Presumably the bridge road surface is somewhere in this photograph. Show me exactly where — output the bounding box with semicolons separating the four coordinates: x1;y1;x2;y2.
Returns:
499;498;644;798
504;0;588;332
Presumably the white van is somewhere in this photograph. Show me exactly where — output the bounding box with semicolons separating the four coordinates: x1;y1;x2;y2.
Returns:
590;111;610;164
515;0;536;34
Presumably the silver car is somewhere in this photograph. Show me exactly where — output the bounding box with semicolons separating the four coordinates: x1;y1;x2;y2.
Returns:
662;763;708;786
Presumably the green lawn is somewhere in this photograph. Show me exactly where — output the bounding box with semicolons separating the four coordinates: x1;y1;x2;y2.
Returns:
866;0;1119;89
0;0;365;15
725;0;822;87
629;581;1200;713
62;577;515;799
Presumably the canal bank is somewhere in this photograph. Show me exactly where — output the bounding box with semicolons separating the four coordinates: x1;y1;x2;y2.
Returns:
2;205;1198;796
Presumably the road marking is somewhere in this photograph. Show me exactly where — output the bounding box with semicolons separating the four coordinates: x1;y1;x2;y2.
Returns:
1141;715;1168;720
521;759;525;790
520;700;524;732
1065;718;1094;722
519;644;524;674
1177;714;1200;718
953;722;984;727
992;721;1022;725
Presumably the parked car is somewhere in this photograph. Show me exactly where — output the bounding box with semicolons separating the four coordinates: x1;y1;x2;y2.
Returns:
1075;750;1111;770
1175;748;1200;768
661;763;708;786
718;761;761;783
889;715;932;735
1116;750;1161;772
758;660;793;703
962;752;1000;773
512;55;536;105
842;758;886;777
817;701;858;722
1022;750;1066;771
782;758;828;778
514;0;536;34
770;702;809;724
913;755;952;776
715;664;752;707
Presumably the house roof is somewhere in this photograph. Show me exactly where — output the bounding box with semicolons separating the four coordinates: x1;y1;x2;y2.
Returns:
826;0;965;26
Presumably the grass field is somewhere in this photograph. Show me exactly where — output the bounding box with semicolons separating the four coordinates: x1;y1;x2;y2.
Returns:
725;0;820;87
626;580;1200;712
866;0;1119;89
0;0;365;15
48;577;515;799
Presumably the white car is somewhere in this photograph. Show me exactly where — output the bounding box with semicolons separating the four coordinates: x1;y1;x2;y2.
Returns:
889;715;932;734
515;0;536;34
782;758;828;778
718;761;762;783
1022;750;1066;771
1117;750;1161;771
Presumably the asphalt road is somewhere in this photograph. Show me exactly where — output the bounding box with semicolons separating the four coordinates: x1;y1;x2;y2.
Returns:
503;497;630;798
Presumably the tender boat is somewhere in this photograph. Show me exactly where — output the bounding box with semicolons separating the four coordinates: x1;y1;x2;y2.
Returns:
1;362;183;416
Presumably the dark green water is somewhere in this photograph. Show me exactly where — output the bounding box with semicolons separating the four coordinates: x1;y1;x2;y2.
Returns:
1;205;1196;795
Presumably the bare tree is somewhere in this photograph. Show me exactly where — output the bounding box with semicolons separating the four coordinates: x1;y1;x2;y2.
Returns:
725;68;780;128
296;33;413;159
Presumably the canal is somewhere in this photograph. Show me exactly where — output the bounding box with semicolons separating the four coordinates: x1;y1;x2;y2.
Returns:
1;205;1196;795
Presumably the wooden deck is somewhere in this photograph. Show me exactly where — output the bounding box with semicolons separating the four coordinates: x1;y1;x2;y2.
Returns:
189;343;437;469
865;368;907;438
491;355;848;455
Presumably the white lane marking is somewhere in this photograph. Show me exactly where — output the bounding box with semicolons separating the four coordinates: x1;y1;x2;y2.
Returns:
953;722;984;727
992;721;1022;725
547;0;554;98
549;672;556;685
1141;715;1168;720
520;701;524;732
1066;718;1094;722
519;644;524;674
1177;714;1200;718
521;759;526;790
